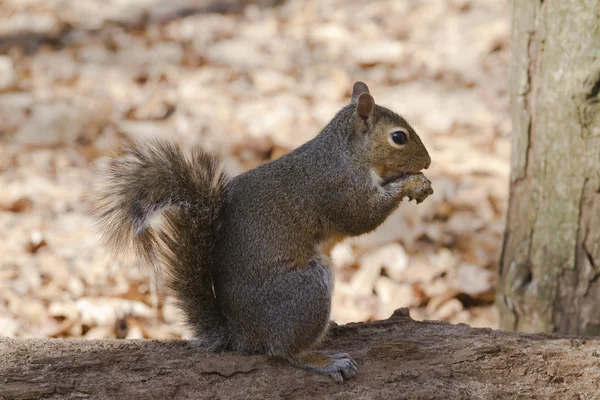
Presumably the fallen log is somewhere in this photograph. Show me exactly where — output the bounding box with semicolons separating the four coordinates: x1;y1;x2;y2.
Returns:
1;308;599;399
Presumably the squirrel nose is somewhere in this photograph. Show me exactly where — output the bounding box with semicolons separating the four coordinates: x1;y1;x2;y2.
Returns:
423;156;431;170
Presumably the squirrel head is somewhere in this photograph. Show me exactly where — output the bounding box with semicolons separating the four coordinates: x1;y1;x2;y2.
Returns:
349;82;431;183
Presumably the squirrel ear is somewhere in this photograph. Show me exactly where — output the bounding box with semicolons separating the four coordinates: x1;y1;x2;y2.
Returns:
356;92;375;119
351;81;370;103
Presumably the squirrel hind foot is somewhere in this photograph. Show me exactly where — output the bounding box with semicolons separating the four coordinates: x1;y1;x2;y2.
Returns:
284;352;358;382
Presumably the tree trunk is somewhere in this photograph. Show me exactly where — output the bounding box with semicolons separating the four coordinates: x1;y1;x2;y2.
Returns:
1;309;599;400
497;1;600;335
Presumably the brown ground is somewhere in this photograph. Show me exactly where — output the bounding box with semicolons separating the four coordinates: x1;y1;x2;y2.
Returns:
0;0;510;339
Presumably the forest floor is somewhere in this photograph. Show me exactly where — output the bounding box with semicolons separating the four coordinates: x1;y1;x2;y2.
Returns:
0;0;511;340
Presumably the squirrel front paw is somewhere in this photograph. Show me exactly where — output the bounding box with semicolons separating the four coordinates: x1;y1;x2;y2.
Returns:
388;173;433;204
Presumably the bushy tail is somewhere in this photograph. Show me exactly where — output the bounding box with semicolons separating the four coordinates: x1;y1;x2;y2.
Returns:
92;139;229;349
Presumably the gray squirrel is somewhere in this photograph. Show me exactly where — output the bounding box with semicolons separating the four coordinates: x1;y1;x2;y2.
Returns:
92;82;433;382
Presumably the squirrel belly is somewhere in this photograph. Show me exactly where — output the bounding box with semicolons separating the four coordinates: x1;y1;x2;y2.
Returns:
92;81;433;382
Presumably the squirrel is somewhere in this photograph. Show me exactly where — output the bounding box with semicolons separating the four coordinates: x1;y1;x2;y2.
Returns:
92;82;433;382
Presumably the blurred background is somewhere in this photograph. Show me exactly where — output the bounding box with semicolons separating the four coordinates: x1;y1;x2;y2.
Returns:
0;0;510;339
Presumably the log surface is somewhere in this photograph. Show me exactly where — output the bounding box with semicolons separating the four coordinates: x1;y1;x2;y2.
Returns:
1;309;599;400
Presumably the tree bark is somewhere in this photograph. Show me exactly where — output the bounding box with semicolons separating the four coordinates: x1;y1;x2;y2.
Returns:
497;1;600;335
1;309;599;400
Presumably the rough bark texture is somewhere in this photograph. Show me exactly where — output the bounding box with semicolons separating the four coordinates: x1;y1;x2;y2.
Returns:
497;0;600;334
1;309;600;400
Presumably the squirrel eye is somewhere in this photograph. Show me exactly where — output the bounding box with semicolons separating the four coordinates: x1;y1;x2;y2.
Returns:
390;131;407;145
